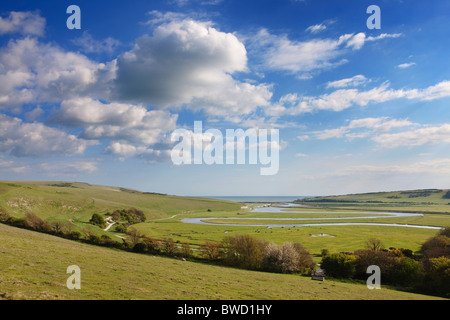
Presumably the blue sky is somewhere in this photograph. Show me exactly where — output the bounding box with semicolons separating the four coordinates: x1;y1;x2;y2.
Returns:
1;0;450;196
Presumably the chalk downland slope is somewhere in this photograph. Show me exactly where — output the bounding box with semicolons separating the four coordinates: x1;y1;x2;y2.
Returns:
0;223;444;300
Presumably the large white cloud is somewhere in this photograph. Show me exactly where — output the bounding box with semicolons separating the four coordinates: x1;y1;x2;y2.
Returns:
0;114;92;157
113;18;272;116
49;98;178;160
0;37;112;109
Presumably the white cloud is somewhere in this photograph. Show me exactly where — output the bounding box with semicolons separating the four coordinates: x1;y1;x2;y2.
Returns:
0;37;110;108
295;153;308;157
326;75;368;88
396;62;416;69
405;80;450;101
372;124;450;148
306;24;326;34
308;117;450;149
50;97;178;147
271;80;450;116
320;159;450;177
0;159;100;176
72;31;121;54
0;114;93;157
0;11;45;36
251;30;401;77
311;117;416;141
113;18;272;116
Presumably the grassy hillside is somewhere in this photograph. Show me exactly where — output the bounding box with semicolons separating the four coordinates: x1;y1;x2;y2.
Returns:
0;181;240;235
296;189;450;213
0;223;443;300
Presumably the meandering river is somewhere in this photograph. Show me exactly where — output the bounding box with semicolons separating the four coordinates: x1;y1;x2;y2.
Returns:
180;204;443;230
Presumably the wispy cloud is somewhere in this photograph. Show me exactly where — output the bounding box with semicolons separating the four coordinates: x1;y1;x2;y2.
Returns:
0;11;45;36
396;62;416;69
249;30;402;78
72;31;121;54
268;80;450;116
306;24;326;34
326;75;368;88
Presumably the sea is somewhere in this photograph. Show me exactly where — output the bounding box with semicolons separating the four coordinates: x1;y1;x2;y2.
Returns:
201;196;309;203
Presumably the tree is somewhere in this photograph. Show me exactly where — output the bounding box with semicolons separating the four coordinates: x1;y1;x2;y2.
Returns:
181;243;193;259
321;253;357;278
162;238;178;256
126;227;143;247
222;234;268;270
392;257;421;287
366;238;384;251
89;213;106;228
200;241;221;260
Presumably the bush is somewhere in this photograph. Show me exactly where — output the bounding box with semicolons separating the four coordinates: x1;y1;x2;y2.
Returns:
89;213;106;228
110;208;146;225
133;242;148;253
180;243;193;259
0;207;11;222
262;242;315;274
354;249;398;283
421;235;450;270
23;212;51;233
200;241;221;260
420;256;450;297
142;236;160;254
69;231;82;240
392;257;421;287
321;253;357;278
222;234;268;270
162;238;178;256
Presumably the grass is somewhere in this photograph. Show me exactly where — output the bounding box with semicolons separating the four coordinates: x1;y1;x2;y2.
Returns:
296;189;450;214
0;223;444;300
1;181;449;299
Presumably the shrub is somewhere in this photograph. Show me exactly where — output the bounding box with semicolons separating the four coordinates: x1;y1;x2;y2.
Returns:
180;243;193;259
222;234;268;270
89;213;106;228
200;241;221;260
70;231;82;240
23;212;51;232
126;227;143;247
354;249;400;284
110;208;146;225
421;235;450;271
142;236;160;254
392;257;421;287
162;238;178;256
421;256;450;296
438;227;450;238
321;253;357;278
88;234;102;245
133;242;148;253
262;242;282;272
279;242;312;273
0;207;11;222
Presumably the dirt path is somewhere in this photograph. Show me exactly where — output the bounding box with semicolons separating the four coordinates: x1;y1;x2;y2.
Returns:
103;216;116;231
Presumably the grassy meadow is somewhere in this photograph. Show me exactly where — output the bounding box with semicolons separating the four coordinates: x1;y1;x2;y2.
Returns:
0;181;449;299
0;223;443;300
